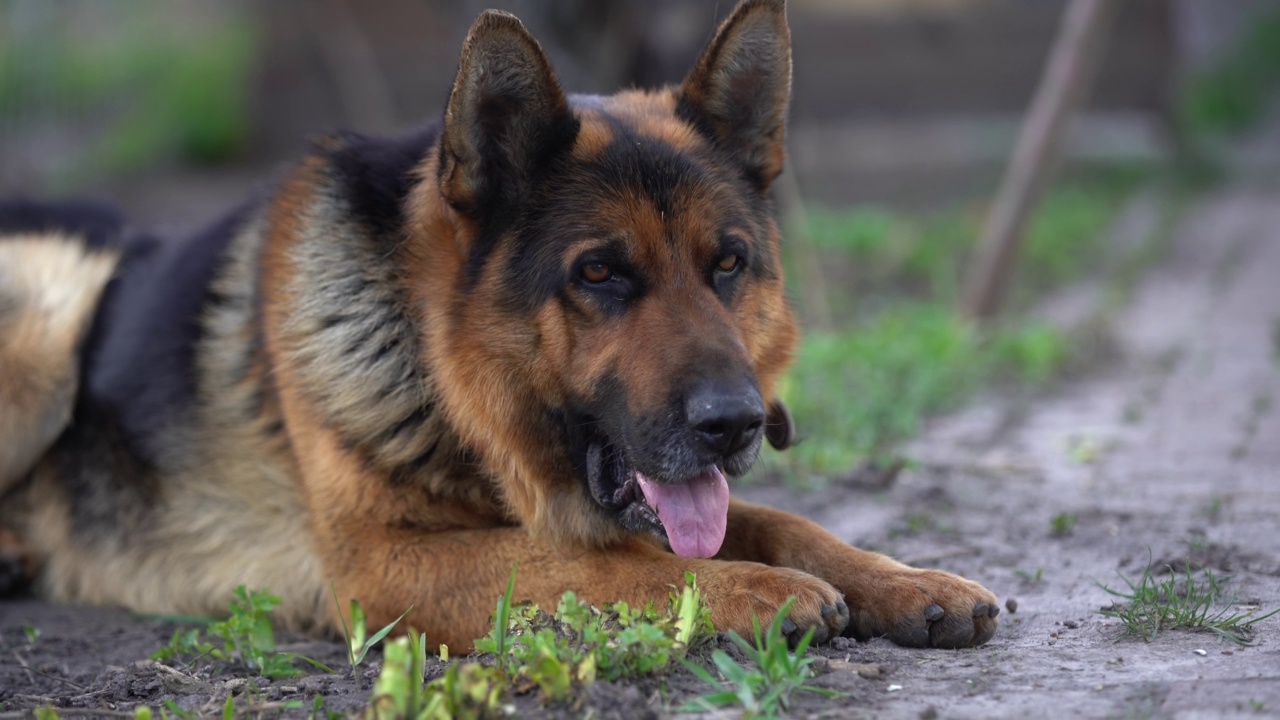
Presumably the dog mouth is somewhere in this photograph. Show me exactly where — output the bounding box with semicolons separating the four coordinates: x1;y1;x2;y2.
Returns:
583;437;730;559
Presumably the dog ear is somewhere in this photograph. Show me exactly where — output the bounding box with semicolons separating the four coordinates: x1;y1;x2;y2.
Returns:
765;399;795;451
439;10;577;214
678;0;791;189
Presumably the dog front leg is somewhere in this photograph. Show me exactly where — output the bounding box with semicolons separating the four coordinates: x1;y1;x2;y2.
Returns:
719;499;999;648
323;524;849;652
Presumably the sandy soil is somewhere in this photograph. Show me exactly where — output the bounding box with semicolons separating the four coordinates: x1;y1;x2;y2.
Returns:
3;184;1279;718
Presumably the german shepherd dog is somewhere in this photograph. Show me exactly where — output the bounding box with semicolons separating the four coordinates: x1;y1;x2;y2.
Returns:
0;0;998;651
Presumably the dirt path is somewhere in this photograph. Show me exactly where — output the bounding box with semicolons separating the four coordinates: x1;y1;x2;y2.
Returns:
743;185;1280;718
3;185;1279;718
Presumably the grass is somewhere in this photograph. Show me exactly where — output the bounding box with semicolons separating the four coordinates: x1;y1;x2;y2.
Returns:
0;2;258;183
364;569;829;718
332;587;413;673
367;569;717;717
1096;559;1280;645
152;585;332;678
1179;11;1280;137
1050;512;1078;537
1014;567;1044;586
680;597;839;718
767;171;1147;478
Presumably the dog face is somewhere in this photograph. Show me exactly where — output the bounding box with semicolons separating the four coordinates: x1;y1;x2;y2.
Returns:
418;0;798;556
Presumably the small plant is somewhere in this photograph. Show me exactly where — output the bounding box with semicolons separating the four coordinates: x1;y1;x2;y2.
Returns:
369;630;507;720
1050;512;1078;537
365;569;714;715
681;597;839;718
474;566;521;662
1014;567;1044;585
153;585;332;677
23;624;41;645
162;700;196;720
475;571;715;698
332;584;413;673
1097;560;1280;645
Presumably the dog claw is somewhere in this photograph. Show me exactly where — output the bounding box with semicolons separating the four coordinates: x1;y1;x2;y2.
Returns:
781;618;798;636
972;602;990;618
924;603;945;622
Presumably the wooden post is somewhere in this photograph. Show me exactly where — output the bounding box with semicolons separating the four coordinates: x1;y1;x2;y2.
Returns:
960;0;1120;320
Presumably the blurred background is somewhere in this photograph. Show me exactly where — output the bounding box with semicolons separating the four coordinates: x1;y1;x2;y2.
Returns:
2;0;1278;483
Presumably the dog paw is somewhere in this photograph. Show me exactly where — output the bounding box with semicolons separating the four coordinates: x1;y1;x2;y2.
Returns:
845;568;999;649
704;565;850;646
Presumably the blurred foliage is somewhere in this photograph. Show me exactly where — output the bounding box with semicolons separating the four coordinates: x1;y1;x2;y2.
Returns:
769;169;1147;479
1180;11;1280;137
0;2;259;178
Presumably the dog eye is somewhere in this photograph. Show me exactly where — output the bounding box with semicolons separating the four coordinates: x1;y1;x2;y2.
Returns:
581;262;613;284
717;254;740;273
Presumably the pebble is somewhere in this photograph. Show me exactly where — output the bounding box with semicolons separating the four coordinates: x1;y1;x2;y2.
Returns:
1193;648;1207;656
1005;598;1019;614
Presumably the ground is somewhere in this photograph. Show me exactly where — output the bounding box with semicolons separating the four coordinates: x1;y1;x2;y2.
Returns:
2;183;1279;718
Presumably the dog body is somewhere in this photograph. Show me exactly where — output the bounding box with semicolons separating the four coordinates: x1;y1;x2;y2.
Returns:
0;0;998;650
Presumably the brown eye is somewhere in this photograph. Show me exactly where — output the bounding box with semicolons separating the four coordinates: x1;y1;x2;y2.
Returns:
581;261;613;284
717;254;740;273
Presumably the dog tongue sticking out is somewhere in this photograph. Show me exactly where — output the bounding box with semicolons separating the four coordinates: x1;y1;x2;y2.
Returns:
635;467;730;558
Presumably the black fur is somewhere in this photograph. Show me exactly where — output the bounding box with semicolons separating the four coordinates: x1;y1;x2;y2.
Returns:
322;127;440;243
0;198;126;250
80;203;256;462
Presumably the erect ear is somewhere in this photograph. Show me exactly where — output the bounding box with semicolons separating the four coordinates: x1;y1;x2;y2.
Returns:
438;10;577;214
677;0;792;189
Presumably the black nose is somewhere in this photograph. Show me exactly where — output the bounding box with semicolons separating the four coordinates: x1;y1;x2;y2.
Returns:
686;380;766;458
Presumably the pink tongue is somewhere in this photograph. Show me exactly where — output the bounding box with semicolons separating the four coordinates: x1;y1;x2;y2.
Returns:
635;467;730;558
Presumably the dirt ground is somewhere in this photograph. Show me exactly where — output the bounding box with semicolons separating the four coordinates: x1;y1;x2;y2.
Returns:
3;182;1279;718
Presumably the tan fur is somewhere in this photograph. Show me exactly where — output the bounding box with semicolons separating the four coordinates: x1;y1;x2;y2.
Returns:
1;0;999;652
14;221;331;629
0;237;118;489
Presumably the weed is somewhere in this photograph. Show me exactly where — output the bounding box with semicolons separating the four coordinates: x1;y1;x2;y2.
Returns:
23;624;41;645
772;306;986;473
474;566;519;662
1066;436;1105;464
1015;567;1044;585
332;585;412;673
153;585;333;678
1202;494;1225;520
0;2;259;184
1180;12;1280;136
370;631;511;720
1097;560;1280;645
366;569;715;715
162;699;195;720
478;572;714;695
1050;513;1078;537
889;512;934;538
768;168;1150;479
1183;533;1210;554
681;597;839;718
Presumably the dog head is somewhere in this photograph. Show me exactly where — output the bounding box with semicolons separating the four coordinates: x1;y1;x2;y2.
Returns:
420;0;798;555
